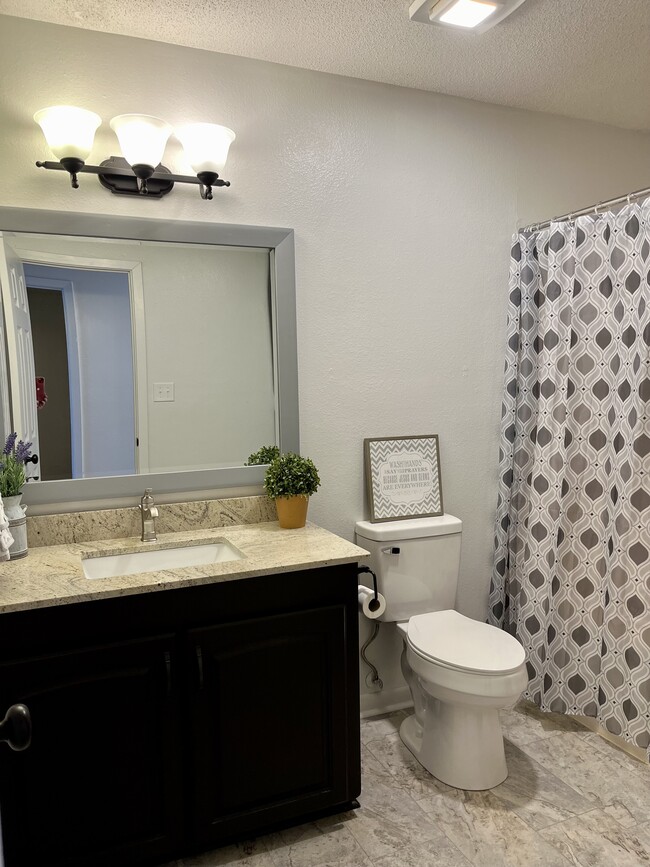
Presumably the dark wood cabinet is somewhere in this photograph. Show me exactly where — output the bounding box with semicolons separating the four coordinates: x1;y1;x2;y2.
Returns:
189;605;353;847
0;635;182;867
0;564;361;866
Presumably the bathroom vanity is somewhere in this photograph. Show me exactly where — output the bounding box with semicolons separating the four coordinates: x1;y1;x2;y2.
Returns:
0;209;364;865
0;518;367;867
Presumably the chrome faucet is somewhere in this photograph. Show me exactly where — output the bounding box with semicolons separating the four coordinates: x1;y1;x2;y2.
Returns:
140;488;159;542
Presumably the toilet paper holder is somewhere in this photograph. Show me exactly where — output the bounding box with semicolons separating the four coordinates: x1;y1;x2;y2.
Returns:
357;565;380;611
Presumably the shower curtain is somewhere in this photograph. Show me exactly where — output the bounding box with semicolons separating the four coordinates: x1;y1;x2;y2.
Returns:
489;197;650;754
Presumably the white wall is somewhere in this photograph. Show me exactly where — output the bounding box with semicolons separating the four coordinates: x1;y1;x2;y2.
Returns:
1;15;649;711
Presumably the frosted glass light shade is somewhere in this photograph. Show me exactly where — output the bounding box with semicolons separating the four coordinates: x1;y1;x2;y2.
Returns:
110;114;173;168
176;123;236;174
33;106;101;161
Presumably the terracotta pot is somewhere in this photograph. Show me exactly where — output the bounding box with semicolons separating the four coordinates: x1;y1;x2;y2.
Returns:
275;495;309;529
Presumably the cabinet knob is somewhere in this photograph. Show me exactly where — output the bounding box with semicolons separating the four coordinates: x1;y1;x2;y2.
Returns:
0;704;32;751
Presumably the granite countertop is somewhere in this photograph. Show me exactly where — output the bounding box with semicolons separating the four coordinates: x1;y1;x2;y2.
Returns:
0;522;369;614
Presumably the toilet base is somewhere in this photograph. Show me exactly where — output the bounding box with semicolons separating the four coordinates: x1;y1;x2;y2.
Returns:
400;704;508;791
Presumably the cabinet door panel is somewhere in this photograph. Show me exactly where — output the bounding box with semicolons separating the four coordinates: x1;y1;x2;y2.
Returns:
0;635;181;867
189;605;352;845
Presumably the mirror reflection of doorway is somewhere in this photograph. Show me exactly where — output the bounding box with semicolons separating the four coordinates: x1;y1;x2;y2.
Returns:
26;286;71;480
24;264;136;481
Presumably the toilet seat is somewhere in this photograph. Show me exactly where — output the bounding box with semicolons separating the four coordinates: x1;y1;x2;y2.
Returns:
401;610;526;675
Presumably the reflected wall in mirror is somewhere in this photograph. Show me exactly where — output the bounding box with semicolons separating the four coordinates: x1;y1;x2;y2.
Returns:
0;209;298;509
1;233;276;481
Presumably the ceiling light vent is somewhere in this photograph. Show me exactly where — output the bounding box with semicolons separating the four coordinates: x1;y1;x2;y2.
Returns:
409;0;527;33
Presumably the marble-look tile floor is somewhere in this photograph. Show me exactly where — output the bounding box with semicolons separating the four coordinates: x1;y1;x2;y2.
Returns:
167;701;650;867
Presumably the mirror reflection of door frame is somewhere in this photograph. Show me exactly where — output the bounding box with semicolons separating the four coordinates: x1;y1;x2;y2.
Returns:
24;276;81;479
10;249;149;475
0;235;40;459
0;287;11;443
268;249;281;448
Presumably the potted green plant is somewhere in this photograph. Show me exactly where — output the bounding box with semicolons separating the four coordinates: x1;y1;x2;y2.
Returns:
264;452;321;529
245;445;280;466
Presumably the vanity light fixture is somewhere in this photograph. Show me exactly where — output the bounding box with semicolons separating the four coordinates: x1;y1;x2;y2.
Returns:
409;0;527;33
34;106;234;200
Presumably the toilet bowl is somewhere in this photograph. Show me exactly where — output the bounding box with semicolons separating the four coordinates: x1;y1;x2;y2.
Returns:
355;516;528;791
397;610;527;790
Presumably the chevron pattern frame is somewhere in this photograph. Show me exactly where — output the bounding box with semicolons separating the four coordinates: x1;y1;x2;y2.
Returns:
364;435;443;522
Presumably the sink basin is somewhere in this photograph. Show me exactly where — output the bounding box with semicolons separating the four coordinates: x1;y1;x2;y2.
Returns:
82;541;244;580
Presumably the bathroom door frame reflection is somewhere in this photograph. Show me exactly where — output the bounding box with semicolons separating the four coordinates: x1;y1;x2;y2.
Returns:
26;275;81;479
16;247;149;476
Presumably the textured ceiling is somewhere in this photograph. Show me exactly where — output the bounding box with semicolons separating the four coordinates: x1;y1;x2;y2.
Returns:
1;0;649;130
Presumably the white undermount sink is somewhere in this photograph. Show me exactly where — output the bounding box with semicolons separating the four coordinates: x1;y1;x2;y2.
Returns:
82;541;244;580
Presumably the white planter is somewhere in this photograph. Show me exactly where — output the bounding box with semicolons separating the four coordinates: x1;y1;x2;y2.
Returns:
4;494;28;560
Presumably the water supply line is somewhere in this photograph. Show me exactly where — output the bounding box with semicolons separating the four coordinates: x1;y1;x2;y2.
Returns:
357;565;383;690
360;621;383;690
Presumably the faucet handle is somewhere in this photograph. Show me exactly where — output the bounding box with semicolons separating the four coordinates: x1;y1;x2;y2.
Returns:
140;489;158;542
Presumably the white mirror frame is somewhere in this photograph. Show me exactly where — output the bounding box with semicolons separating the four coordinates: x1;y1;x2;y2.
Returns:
0;207;299;510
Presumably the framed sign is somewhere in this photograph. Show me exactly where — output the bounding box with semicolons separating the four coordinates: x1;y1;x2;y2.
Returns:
364;435;443;522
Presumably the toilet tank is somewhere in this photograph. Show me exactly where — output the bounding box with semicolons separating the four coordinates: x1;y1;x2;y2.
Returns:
355;515;462;622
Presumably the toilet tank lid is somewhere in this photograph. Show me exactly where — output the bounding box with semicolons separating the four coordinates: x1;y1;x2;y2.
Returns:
355;514;462;541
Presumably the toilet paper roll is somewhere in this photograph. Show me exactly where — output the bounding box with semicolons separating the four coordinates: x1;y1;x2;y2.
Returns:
358;585;387;620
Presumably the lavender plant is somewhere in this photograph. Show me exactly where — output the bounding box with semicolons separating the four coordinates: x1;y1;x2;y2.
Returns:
0;433;33;497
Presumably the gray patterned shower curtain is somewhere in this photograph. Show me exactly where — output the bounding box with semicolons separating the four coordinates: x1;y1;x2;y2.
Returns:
489;197;650;755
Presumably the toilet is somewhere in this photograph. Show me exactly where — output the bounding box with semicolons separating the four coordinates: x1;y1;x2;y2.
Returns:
355;515;527;791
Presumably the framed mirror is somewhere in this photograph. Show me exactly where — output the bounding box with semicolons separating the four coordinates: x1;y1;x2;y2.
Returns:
0;208;299;510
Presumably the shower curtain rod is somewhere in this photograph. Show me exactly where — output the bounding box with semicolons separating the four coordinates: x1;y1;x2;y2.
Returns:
521;183;650;233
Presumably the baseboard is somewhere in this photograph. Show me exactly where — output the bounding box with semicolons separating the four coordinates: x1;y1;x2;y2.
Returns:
360;686;413;718
575;714;649;765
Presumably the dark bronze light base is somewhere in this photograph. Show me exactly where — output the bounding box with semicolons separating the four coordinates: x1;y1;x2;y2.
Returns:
98;156;174;197
36;156;230;199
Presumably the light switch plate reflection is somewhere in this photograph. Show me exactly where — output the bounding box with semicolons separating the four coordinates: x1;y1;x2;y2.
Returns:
153;382;175;402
